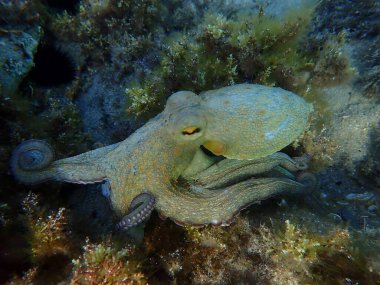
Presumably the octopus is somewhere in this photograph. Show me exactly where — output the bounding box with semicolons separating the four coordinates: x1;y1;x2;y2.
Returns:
10;84;315;230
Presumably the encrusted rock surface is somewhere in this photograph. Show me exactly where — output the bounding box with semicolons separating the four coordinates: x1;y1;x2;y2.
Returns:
0;28;41;96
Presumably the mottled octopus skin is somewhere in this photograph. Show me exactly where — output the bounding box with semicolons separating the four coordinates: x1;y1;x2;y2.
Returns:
11;84;313;227
200;84;312;159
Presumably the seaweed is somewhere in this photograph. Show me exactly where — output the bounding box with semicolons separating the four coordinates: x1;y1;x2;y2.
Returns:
144;214;379;284
70;239;147;285
126;3;353;117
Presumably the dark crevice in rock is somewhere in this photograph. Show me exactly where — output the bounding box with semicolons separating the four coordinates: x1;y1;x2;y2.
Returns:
29;44;76;87
42;0;79;14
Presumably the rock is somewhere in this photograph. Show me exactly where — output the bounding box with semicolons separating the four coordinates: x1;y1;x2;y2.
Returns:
0;28;42;96
345;192;375;203
75;69;141;145
368;205;378;216
306;0;380;96
321;83;380;177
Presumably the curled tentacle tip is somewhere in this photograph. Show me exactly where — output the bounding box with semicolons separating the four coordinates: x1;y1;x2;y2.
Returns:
11;140;54;170
293;154;312;170
10;139;54;183
297;171;318;189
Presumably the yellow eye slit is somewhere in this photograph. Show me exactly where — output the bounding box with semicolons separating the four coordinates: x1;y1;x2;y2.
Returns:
182;126;200;135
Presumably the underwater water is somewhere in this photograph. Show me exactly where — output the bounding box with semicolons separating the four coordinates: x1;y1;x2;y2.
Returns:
0;0;379;284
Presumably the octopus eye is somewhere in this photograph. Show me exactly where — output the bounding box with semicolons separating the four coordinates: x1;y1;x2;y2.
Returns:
182;126;201;136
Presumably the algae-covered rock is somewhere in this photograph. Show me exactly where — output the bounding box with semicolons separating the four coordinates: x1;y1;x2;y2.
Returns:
0;28;42;96
76;70;141;145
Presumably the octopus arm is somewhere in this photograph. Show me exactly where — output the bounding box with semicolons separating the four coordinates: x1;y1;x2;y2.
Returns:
10;140;119;184
181;148;219;179
191;152;305;189
150;152;315;227
115;193;156;231
155;176;309;226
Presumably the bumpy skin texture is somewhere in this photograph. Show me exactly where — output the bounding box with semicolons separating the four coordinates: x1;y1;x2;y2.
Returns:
10;84;313;227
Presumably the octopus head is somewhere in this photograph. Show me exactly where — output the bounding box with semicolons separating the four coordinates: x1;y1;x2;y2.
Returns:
164;91;207;144
165;90;202;110
163;90;226;156
172;110;206;142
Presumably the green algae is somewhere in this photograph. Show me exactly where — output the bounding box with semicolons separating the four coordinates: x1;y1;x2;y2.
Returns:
125;3;340;117
50;0;163;66
4;192;146;285
143;212;379;284
70;239;147;284
48;0;354;122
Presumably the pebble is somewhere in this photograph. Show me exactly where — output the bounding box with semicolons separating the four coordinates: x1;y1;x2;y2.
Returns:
328;213;343;222
345;192;375;202
367;205;378;215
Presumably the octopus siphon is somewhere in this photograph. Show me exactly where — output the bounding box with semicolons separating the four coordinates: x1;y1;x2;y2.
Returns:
10;84;315;230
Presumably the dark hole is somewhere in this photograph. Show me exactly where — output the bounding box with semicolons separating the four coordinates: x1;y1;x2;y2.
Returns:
29;45;76;87
91;210;98;219
35;253;71;284
335;181;342;186
42;0;79;14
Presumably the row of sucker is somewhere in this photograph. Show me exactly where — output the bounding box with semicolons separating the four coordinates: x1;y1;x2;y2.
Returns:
115;193;156;231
